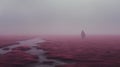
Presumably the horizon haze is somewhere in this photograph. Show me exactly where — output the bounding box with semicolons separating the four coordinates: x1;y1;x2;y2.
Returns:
0;0;120;35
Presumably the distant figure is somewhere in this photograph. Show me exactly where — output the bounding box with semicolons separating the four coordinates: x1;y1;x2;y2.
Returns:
81;30;86;39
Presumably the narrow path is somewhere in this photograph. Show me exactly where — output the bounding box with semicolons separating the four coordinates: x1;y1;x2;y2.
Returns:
0;38;66;67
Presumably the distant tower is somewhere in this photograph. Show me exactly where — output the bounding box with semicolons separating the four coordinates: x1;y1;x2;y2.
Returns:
81;30;86;39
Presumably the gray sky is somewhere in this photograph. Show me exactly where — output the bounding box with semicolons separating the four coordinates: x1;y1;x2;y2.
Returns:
0;0;120;35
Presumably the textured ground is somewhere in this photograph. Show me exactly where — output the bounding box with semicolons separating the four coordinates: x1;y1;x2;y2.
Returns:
0;36;38;67
0;35;33;48
39;35;120;67
0;35;120;67
0;37;64;67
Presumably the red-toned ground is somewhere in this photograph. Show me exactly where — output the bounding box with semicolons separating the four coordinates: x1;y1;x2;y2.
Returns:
0;35;38;67
12;46;31;51
0;50;38;67
0;35;34;48
39;35;120;67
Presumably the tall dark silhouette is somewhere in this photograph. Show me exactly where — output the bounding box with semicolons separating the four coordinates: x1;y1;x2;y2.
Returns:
81;30;86;39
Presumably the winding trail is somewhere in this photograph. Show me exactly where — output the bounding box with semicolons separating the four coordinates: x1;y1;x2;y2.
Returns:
0;38;66;67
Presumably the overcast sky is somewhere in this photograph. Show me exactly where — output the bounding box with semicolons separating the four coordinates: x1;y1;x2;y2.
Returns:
0;0;120;35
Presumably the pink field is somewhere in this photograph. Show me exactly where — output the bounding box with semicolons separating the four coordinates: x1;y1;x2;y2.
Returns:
0;35;120;67
39;35;120;67
0;35;34;48
0;35;37;67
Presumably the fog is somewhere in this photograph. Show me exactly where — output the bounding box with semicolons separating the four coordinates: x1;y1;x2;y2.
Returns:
0;0;120;35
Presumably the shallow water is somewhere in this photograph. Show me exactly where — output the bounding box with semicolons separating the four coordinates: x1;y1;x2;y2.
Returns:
0;38;66;67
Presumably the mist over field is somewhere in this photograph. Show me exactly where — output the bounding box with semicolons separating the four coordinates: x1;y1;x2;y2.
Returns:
0;0;120;35
1;1;120;67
